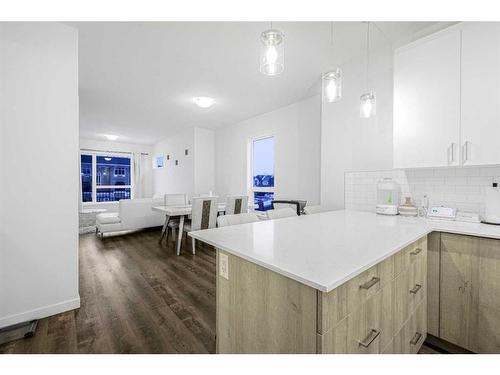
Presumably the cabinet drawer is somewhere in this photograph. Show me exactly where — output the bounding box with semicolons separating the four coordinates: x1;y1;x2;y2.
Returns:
394;236;427;277
317;317;348;354
393;244;427;333
319;255;394;334
345;256;394;314
410;299;427;354
393;299;426;354
345;285;393;354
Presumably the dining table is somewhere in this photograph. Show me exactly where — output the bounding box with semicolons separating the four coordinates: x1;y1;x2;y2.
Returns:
152;203;227;255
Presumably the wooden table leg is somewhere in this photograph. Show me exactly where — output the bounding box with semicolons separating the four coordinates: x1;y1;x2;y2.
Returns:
176;215;185;256
159;214;170;245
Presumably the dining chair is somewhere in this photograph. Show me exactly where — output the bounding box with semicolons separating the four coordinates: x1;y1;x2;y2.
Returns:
303;205;327;215
217;212;260;227
224;195;249;215
266;207;297;220
182;196;219;254
164;193;187;242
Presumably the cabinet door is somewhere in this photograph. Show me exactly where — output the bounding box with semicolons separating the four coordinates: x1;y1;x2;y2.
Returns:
439;233;478;349
461;22;500;166
427;232;440;337
468;238;500;353
394;28;461;168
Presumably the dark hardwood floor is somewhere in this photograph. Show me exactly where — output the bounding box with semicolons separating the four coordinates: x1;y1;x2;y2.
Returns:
0;228;216;354
0;227;441;354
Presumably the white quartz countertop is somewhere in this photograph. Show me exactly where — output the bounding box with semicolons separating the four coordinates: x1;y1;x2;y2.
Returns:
190;210;500;292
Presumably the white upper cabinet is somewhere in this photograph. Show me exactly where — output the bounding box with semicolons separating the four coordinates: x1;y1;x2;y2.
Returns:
393;29;461;169
461;22;500;166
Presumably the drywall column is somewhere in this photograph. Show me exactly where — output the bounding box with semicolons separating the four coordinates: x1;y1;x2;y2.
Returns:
0;23;80;328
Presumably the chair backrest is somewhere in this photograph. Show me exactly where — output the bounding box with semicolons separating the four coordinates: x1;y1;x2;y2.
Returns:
217;212;260;227
266;207;297;220
190;196;219;231
224;195;249;215
164;193;187;207
303;205;327;215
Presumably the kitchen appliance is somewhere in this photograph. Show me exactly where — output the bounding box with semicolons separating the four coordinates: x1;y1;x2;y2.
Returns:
376;178;400;215
482;183;500;225
427;206;456;220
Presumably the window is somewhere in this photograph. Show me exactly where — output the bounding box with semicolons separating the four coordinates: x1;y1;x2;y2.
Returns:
250;136;275;211
80;152;133;203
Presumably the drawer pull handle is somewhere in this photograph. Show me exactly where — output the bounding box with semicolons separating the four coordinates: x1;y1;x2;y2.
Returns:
409;284;422;294
358;329;380;348
410;248;422;256
359;277;380;290
410;332;422;346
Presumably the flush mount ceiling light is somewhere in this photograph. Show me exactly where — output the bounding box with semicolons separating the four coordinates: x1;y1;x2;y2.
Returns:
260;25;284;76
360;21;376;119
192;96;216;108
104;134;118;141
322;23;342;103
104;157;112;161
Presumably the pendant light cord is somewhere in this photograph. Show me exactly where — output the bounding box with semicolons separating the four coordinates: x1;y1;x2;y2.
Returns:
366;21;370;92
330;22;334;46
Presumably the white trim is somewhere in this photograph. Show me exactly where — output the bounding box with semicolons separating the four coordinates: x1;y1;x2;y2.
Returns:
0;297;80;329
247;135;276;210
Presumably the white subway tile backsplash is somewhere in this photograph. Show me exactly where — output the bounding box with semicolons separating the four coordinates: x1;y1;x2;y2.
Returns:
434;168;456;177
445;176;467;185
344;165;500;216
455;168;480;177
480;166;500;177
467;176;493;186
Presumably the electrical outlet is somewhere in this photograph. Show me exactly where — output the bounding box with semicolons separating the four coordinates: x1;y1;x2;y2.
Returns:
219;252;229;280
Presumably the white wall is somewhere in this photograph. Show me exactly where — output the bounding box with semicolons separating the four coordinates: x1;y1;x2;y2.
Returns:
321;49;393;209
194;127;215;196
0;23;80;328
215;95;321;204
153;127;215;200
79;138;154;212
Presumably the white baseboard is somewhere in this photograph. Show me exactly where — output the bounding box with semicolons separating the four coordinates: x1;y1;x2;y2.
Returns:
0;297;81;329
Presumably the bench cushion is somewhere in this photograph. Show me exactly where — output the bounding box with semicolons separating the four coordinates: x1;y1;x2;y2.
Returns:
96;212;121;225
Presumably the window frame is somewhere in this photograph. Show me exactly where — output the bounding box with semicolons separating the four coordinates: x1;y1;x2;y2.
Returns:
247;135;275;210
80;151;135;205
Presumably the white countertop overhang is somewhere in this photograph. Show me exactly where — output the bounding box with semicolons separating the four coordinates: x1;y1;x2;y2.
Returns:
189;210;500;292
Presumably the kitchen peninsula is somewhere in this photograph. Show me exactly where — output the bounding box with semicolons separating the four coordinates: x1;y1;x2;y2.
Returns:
190;210;500;354
191;210;429;354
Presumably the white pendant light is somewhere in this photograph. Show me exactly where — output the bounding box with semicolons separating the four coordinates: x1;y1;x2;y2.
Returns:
322;23;342;103
260;24;284;76
360;92;376;118
322;68;342;103
360;22;376;119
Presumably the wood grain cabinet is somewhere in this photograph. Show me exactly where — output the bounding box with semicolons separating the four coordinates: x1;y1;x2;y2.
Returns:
216;236;428;353
437;233;500;353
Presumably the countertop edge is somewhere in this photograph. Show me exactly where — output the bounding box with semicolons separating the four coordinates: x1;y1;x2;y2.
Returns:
189;229;431;292
190;217;500;293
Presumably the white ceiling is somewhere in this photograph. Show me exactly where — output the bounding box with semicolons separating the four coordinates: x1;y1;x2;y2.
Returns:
71;21;450;145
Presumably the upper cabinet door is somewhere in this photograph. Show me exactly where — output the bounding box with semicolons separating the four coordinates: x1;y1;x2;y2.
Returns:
461;23;500;166
393;29;461;169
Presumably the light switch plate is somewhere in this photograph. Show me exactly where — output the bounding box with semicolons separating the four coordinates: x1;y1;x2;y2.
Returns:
219;252;229;280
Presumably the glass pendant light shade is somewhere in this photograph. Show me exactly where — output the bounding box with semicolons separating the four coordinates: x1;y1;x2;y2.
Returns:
360;92;376;118
322;68;342;103
260;29;284;76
